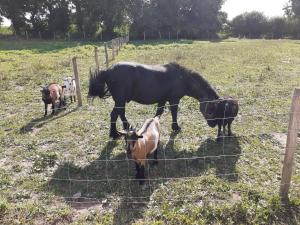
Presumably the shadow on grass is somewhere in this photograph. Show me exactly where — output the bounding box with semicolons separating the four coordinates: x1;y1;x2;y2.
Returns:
47;132;241;224
20;107;78;134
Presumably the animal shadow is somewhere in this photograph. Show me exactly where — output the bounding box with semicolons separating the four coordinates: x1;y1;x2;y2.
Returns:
47;133;241;224
19;107;77;134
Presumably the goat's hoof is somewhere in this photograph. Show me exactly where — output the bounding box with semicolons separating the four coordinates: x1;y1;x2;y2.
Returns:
151;161;158;167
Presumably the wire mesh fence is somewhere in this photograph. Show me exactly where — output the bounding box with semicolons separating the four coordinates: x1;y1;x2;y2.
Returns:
0;36;299;223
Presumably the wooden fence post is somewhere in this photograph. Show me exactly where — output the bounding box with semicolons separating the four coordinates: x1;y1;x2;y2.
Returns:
25;30;29;40
94;47;100;71
72;57;83;107
169;32;171;40
159;31;162;40
104;43;109;69
39;31;42;39
280;88;300;201
144;31;146;41
118;38;121;51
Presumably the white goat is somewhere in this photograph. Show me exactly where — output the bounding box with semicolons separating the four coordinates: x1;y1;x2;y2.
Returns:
62;77;76;103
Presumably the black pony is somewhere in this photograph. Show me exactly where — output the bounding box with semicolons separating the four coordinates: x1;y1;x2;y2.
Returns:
88;62;220;138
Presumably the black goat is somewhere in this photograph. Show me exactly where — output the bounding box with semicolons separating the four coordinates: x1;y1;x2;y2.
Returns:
202;96;239;138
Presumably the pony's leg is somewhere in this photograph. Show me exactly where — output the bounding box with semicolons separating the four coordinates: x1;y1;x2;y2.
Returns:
169;100;181;131
44;104;48;117
110;107;119;138
74;95;76;102
119;105;130;130
70;96;73;103
155;101;166;117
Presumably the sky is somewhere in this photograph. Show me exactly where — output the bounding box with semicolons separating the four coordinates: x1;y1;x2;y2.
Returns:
0;0;289;26
222;0;289;20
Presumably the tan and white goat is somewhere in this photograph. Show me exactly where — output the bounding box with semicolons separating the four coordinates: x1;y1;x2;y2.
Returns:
120;116;160;185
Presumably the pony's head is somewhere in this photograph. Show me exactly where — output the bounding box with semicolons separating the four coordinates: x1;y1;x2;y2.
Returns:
88;69;110;99
119;127;143;155
200;100;219;128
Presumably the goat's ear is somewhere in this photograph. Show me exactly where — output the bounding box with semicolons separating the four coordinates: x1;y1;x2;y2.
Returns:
137;135;143;139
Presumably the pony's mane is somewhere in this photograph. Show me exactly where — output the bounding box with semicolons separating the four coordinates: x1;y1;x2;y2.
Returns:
166;62;219;100
88;69;110;98
138;118;155;135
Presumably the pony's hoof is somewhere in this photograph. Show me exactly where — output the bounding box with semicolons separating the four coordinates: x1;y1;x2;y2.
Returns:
172;124;181;132
110;132;121;140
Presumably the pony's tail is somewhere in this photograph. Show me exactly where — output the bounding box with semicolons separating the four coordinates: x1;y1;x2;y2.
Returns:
88;69;111;99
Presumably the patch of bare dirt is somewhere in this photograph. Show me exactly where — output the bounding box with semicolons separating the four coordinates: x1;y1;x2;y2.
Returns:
272;133;287;147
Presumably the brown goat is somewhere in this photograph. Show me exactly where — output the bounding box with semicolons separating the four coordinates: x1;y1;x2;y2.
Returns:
41;83;65;116
120;116;160;185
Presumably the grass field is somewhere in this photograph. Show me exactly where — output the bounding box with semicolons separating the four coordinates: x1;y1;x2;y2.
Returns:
0;38;300;224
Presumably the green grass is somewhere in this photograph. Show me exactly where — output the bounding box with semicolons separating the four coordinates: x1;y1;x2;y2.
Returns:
0;38;300;224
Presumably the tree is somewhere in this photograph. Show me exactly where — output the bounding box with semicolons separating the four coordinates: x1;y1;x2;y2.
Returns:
44;0;70;37
25;0;47;37
231;12;268;38
289;0;300;18
267;17;287;38
128;0;225;39
0;0;27;34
